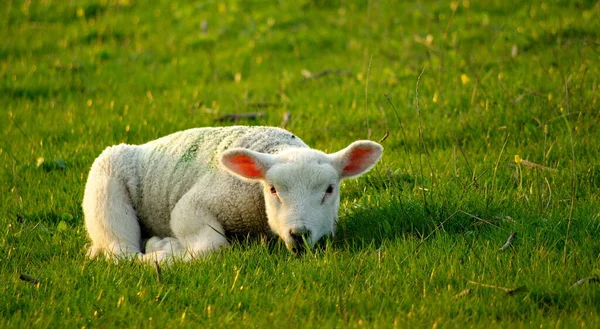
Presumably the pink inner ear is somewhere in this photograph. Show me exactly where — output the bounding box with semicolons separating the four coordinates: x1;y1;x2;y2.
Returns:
227;154;263;178
343;147;374;176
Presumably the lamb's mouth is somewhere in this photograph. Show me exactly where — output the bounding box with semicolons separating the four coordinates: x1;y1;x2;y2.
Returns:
286;229;312;255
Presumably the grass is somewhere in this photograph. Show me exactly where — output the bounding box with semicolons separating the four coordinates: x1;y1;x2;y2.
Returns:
1;0;600;327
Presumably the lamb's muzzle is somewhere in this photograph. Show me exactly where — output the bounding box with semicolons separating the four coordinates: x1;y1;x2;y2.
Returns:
288;227;311;254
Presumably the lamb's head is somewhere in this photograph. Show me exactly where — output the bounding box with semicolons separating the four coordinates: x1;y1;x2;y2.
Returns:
220;141;383;254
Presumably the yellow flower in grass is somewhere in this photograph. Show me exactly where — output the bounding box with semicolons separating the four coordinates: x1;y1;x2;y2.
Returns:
514;155;522;164
460;74;470;85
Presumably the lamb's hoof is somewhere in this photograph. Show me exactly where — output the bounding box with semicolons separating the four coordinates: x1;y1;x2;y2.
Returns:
140;250;176;264
145;237;183;254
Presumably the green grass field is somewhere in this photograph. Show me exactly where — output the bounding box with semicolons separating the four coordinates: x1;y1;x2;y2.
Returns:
2;0;600;327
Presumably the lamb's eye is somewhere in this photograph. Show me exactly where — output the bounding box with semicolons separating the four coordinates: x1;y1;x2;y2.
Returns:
326;185;334;194
270;186;277;194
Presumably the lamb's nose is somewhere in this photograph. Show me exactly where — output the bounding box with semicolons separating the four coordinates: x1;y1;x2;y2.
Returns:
289;228;311;254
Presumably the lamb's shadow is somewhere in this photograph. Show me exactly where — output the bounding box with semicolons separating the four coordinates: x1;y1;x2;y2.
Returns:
332;198;476;252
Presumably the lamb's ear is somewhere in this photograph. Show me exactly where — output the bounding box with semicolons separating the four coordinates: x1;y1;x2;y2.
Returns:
220;148;274;180
329;141;383;179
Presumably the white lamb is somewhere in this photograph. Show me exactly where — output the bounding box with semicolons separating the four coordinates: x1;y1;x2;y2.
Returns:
83;126;383;262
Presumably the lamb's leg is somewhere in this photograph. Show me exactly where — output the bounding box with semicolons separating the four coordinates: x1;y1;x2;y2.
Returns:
83;170;142;261
168;193;230;261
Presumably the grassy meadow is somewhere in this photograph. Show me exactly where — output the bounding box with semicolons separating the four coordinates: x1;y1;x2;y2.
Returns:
2;0;600;327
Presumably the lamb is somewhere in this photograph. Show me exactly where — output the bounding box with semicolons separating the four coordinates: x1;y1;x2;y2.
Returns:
83;126;383;262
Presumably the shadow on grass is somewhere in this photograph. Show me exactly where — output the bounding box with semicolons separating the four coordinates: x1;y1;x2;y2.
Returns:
333;195;512;252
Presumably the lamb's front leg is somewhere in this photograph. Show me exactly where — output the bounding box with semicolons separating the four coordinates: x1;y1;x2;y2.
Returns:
139;192;230;263
140;210;229;263
169;193;230;261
